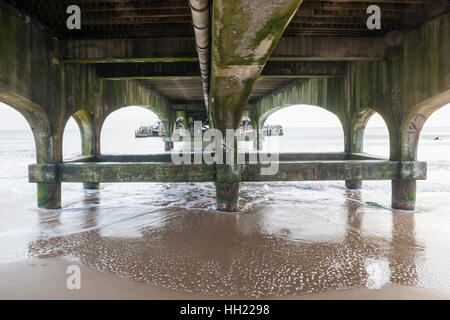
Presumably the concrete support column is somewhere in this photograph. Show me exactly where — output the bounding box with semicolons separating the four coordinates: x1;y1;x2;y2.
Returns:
345;179;363;190
209;0;303;212
83;182;100;190
392;179;416;210
175;111;188;129
343;111;372;190
252;120;263;151
37;183;62;209
73;111;100;190
165;140;174;151
164;119;174;151
389;115;423;211
34;130;62;209
215;163;241;212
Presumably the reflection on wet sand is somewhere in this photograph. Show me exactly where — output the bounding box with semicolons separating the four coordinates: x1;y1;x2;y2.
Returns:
29;188;421;297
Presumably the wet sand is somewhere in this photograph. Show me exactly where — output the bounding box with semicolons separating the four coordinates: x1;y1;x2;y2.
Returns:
1;183;450;299
1;257;449;300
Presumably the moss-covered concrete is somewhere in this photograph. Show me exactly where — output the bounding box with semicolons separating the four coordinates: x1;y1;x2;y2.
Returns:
1;3;448;212
0;6;176;208
210;0;303;134
251;12;450;210
37;183;61;209
29;159;426;184
209;0;303;211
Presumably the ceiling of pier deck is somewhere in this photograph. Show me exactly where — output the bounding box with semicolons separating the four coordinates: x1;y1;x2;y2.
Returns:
4;0;446;39
285;0;448;37
141;78;204;104
5;0;194;39
4;0;448;105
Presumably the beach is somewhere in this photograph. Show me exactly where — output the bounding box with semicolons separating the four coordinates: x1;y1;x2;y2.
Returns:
2;258;450;300
1;127;450;299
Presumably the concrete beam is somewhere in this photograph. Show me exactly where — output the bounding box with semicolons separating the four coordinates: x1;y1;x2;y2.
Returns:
30;163;216;183
210;0;305;135
96;62;201;79
172;104;207;112
61;39;198;63
270;36;390;61
29;160;427;183
261;61;347;77
242;161;427;182
62;36;390;63
51;153;387;164
96;61;347;79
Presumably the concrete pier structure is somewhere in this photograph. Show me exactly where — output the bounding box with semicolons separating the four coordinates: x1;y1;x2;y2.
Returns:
0;0;449;212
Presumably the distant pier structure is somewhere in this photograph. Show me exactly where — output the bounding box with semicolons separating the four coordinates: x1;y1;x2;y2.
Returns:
1;0;449;211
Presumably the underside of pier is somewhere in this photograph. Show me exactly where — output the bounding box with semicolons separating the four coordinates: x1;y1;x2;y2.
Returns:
0;0;449;211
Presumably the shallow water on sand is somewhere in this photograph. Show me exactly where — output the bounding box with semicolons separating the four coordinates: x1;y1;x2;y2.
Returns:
1;127;450;297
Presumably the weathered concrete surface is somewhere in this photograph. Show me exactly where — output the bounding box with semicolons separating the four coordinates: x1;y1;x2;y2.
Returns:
46;152;389;164
215;164;241;212
30;163;216;183
252;12;450;210
29;160;426;184
0;6;175;208
210;0;303;134
210;0;303;211
2;2;448;212
392;179;416;211
63;36;388;63
62;39;197;63
270;36;389;61
242;161;426;182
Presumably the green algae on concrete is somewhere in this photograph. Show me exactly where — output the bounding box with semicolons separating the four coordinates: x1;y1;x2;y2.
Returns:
392;179;416;210
1;3;449;212
210;0;303;211
29;159;427;184
241;161;426;182
37;183;61;209
215;164;242;212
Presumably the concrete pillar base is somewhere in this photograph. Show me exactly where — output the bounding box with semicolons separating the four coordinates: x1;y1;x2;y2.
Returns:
37;183;61;209
165;141;174;151
392;179;416;210
253;140;263;151
215;164;241;212
216;182;240;212
83;183;100;190
346;179;362;189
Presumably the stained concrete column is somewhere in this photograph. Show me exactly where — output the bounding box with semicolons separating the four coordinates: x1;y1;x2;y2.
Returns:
210;0;303;211
175;111;188;129
164;121;174;151
216;162;241;212
215;134;242;211
164;140;174;151
73;111;100;190
35;130;62;209
392;180;416;210
389;117;423;211
343;111;373;190
252;118;263;151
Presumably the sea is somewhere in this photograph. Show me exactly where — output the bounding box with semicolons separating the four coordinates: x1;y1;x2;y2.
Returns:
1;126;450;297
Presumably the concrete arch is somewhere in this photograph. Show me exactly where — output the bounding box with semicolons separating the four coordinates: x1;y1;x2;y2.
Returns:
0;90;58;164
400;89;450;161
100;105;168;137
346;108;375;153
0;89;62;208
100;106;167;154
259;104;346;133
101;80;172;129
70;110;99;157
361;111;391;157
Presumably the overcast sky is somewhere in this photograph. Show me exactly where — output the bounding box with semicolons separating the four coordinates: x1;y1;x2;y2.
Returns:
1;102;449;130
